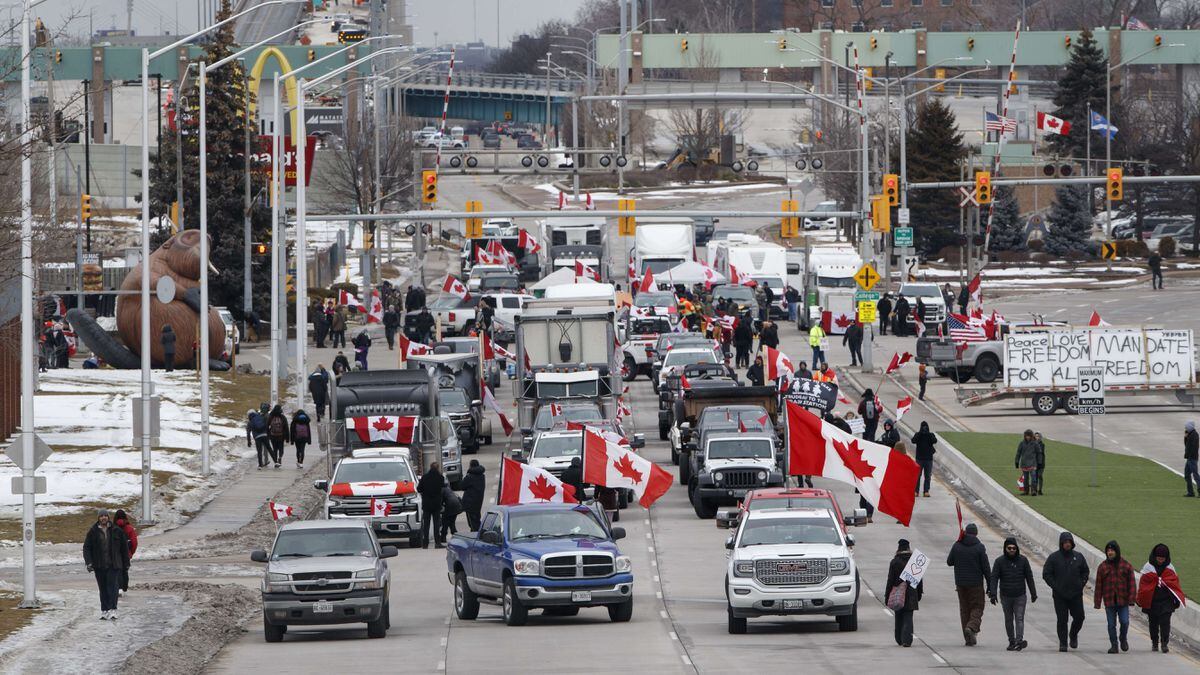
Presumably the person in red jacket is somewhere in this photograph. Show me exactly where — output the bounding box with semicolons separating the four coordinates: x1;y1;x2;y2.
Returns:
1093;540;1137;654
113;509;138;594
1137;543;1185;653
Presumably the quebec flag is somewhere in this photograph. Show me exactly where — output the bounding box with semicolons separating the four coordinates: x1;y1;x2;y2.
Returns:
1090;110;1118;139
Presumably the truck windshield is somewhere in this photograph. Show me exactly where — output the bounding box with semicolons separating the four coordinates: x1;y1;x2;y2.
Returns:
438;390;469;408
272;528;376;559
900;285;942;298
333;461;414;485
714;286;755;303
534;405;602;429
663;350;718;368
641;259;681;275
634;291;676;307
816;276;857;288
536;380;600;399
509;509;608;540
707;439;773;460
532;435;582;458
739;516;841;547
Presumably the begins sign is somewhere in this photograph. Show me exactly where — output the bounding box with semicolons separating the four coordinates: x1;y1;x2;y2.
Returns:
253;135;318;187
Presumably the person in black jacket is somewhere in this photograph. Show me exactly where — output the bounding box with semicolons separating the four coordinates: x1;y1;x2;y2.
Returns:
879;419;901;449
332;351;351;379
82;509;130;620
758;320;779;350
911;421;937;496
893;295;910;337
733;317;754;368
417;462;445;548
1043;531;1090;651
308;365;330;421
383;305;400;349
877;294;892;336
886;538;923;647
989;536;1038;651
352;330;372;370
1184;421;1199;496
289;410;312;468
562;457;586;502
947;522;991;645
460;460;486;531
160;324;176;371
746;355;765;387
266;404;289;468
843;321;864;366
440;483;462;541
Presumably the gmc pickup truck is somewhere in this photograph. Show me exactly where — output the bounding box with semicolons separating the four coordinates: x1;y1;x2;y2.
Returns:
445;503;634;626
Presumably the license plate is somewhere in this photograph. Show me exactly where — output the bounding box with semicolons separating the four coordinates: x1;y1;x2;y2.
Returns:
571;591;592;602
313;600;334;614
782;599;805;610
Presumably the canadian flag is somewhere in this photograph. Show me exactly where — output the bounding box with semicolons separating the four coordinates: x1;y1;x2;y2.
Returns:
353;415;419;444
575;260;601;281
616;398;632;420
442;274;470;300
762;345;795;380
331;481;415;496
785;401;921;526
967;273;982;307
557;191;566;210
476;247;502;265
912;308;927;338
885;351;913;374
367;290;384;324
487;239;517;266
499;456;577;505
482;384;514;436
1037;111;1071;136
518;229;541;254
1089;310;1111;327
583;429;672;508
339;289;365;313
370;498;392;517
638;269;657;293
585;192;595;210
269;501;293;521
895;396;913;423
702;264;719;290
397;334;430;362
729;264;756;287
566;421;630;446
548;403;563;417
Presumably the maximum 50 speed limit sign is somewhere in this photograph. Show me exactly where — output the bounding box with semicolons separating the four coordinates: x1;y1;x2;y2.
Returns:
1076;366;1106;415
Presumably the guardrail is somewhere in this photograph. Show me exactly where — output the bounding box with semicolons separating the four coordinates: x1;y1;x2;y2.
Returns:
405;71;578;94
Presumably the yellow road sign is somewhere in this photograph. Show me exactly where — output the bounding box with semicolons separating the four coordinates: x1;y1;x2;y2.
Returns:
1101;241;1117;260
858;300;877;323
854;263;880;291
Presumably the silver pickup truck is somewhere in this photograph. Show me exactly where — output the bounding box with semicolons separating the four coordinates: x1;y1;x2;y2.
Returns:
915;320;1067;383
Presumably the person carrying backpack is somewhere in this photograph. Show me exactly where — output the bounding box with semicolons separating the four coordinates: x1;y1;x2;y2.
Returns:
353;330;372;370
858;389;880;442
266;404;289;468
246;408;270;468
290;409;313;469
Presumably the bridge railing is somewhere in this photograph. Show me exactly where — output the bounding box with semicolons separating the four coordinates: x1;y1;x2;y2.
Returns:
404;71;579;94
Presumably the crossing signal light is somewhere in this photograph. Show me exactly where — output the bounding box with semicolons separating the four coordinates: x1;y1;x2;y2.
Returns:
1107;167;1123;201
777;38;787;51
967;37;975;50
618;198;636;236
864;67;873;91
680;39;688;52
422;170;438;203
307;49;316;62
80;193;93;220
464;200;483;238
883;173;899;206
781;199;800;238
974;171;992;204
871;194;891;232
934;68;946;92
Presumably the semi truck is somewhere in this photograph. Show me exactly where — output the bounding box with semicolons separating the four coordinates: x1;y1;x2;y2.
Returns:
796;246;861;335
633;217;695;280
330;369;451;478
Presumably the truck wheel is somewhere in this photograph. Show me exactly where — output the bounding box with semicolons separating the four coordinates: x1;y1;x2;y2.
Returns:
691;486;717;519
1061;393;1080;415
622;355;638;381
1031;394;1059;415
263;614;285;643
454;570;480;620
658;417;670;441
727;605;747;634
366;608;388;638
974;355;1000;383
837;603;859;632
607;599;634;623
502;578;528;626
948;367;974;383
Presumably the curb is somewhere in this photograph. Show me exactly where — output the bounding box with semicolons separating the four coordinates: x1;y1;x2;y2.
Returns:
837;366;1200;651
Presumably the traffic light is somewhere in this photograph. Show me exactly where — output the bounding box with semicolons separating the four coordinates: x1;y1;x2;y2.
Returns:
307;49;316;62
1064;35;1072;49
680;39;688;52
777;38;787;51
864;67;873;91
883;173;899;206
421;170;438;203
364;225;375;251
170;201;179;225
464;200;483;238
54;50;62;64
967;37;975;50
80;193;92;220
618;198;636;236
871;194;890;232
781;199;800;238
974;171;992;204
1107;167;1123;201
870;36;878;51
252;242;269;256
1155;34;1163;47
934;68;946;92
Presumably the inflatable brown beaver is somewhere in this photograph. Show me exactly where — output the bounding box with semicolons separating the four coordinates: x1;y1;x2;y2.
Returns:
68;230;230;370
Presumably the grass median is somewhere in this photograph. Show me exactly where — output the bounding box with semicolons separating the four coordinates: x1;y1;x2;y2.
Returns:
942;431;1198;598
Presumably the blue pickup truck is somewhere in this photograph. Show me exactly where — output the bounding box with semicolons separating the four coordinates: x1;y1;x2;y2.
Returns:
445;503;634;626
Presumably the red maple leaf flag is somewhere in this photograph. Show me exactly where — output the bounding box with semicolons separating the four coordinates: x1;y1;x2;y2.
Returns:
1089;310;1111;327
833;313;854;329
370;498;392;517
786;401;921;526
582;429;672;508
967;273;982;307
442;274;470;301
352;415;419;444
912;308;926;338
269;501;293;521
517;229;542;254
956;498;965;542
638;269;657;294
885;351;913;374
762;345;795;381
575;260;601;282
397;334;430;363
498;456;578;505
1037;111;1071;136
481;384;514;436
487;239;517;266
338;289;365;313
367;290;384;324
895;396;913;423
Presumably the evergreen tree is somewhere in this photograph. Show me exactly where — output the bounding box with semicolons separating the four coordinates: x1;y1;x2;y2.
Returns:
988;185;1025;251
1043;185;1092;256
905;99;967;255
147;0;271;320
1048;28;1109;160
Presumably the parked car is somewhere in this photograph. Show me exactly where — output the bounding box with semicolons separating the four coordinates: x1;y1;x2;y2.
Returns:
481;131;502;149
1147;220;1195;252
803;201;840;230
214;306;240;360
329;13;353;31
516;134;542;149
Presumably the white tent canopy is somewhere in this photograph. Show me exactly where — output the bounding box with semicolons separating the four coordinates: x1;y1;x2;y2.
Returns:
659;260;726;286
529;267;599;291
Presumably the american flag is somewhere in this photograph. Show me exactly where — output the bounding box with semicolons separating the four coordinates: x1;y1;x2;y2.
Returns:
1126;15;1150;30
948;313;988;342
985;111;1018;134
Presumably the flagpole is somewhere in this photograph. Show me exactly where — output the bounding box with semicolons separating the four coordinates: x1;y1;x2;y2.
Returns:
1086;101;1093;217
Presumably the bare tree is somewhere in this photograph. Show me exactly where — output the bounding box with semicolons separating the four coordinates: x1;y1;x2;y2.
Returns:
313;114;419;217
665;41;746;179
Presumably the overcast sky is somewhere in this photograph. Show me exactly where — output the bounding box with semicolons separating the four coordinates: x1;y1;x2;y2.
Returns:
26;0;587;47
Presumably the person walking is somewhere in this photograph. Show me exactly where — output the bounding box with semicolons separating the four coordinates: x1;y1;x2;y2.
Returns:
415;307;436;344
330;306;347;348
82;509;130;620
747;354;765;387
332;351;351;379
911;421;937;497
808;321;826;368
942;283;956;310
440;483;462;541
893;294;910;337
1035;432;1046;495
989;537;1037;651
1184;421;1199;497
383;304;400;349
918;363;928;401
886;538;923;648
417;462;445;548
733;316;754;369
460;460;486;531
957;284;970;315
1148;251;1163;290
759;320;779;350
843;320;864;367
947;522;991;646
1137;543;1183;653
1015;429;1040;497
877;293;892;336
1094;540;1137;654
290;409;313;469
1043;531;1090;652
113;509;138;595
353;329;372;370
247;408;270;468
266;404;289;468
858;389;880;442
562;456;586;503
308;365;330;421
160;324;176;372
313;300;329;348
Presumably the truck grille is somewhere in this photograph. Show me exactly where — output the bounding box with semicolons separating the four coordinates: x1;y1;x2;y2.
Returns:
335;498;418;517
719;469;764;490
755;558;829;586
542;553;614;579
292;570;353;593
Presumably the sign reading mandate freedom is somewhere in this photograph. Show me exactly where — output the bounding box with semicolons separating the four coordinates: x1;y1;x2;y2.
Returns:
1003;328;1195;388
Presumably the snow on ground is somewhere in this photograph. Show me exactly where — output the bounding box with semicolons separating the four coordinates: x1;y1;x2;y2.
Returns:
532;181;786;202
984;277;1100;287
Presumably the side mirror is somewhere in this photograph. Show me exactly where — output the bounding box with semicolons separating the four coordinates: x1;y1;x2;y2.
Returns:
715;509;737;529
725;536;735;550
380;545;399;558
479;530;500;545
250;550;269;563
471;400;482;407
313;479;329;491
519;427;532;436
852;507;868;527
630;434;645;449
846;533;856;547
610;526;626;540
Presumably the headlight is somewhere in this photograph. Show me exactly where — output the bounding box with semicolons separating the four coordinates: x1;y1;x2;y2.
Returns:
734;561;755;577
512;558;540;576
615;555;632;573
757;471;767;481
354;569;376;579
829;557;850;574
327;499;342;508
714;472;724;483
267;572;290;583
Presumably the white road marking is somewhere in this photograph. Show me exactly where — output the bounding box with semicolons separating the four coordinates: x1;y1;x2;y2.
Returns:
646;532;652;538
443;617;450;625
651;559;658;567
864;588;876;598
656;591;663;599
932;653;947;665
882;608;893;617
681;655;693;666
437;661;446;671
440;637;447;647
653;575;660;582
644;519;650;525
648;546;655;553
669;631;678;640
660;610;669;619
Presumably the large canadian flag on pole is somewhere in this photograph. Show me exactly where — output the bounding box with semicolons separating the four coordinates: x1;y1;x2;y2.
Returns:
339;289;365;313
352;415;419;444
499;456;578;505
481;384;514;436
582;429;672;508
397;334;430;362
785;401;921;526
367;290;384;324
762;345;795;380
638;269;657;293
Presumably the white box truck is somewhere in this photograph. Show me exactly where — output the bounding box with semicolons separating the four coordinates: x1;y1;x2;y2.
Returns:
796;246;862;334
633;217;695;280
709;234;788;318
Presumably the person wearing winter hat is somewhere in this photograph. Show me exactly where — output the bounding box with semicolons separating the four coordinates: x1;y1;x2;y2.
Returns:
113;509;138;594
886;538;923;648
82;508;130;620
1137;543;1184;653
989;537;1037;651
1185;421;1199;496
947;522;991;646
1043;531;1090;652
1094;540;1137;653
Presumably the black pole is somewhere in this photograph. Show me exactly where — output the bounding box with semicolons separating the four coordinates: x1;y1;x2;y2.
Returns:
83;79;91;251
